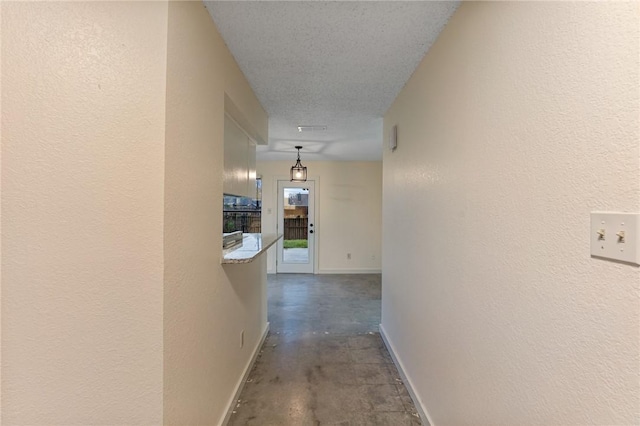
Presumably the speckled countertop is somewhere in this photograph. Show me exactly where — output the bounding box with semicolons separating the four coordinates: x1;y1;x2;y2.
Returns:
222;233;282;264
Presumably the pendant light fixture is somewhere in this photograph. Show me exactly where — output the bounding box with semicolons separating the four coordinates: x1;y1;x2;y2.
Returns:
290;146;307;182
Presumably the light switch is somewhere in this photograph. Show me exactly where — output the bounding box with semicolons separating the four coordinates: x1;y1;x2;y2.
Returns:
590;212;640;265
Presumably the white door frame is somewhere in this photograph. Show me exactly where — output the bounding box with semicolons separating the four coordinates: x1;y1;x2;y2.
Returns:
276;179;316;273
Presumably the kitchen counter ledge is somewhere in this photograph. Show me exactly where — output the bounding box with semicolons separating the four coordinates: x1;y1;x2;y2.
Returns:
222;233;282;264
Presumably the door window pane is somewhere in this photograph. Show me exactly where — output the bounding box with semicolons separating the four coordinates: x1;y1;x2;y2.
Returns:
282;187;309;263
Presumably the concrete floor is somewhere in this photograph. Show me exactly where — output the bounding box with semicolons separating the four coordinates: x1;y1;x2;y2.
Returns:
229;274;422;426
282;247;309;263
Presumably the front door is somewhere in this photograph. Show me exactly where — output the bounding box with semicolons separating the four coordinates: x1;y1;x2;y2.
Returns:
276;180;315;273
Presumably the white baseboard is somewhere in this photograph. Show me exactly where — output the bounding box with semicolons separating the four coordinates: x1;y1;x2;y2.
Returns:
379;324;434;426
317;268;382;274
268;269;381;275
220;322;270;426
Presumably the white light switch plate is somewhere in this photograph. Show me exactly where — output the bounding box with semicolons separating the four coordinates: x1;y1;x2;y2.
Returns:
590;212;640;265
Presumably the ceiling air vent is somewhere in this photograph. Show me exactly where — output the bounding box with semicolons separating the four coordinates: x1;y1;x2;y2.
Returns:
297;125;327;132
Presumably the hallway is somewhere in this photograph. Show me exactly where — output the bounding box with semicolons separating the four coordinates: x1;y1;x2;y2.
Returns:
229;274;422;425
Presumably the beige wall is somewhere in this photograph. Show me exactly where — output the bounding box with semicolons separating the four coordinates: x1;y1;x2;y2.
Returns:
258;161;382;274
164;2;268;424
1;1;268;424
1;3;3;412
1;2;168;423
382;2;639;425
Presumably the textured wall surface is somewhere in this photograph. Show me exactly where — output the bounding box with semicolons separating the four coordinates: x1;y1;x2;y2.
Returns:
258;161;382;274
1;3;3;413
1;2;167;423
164;2;268;424
382;2;639;425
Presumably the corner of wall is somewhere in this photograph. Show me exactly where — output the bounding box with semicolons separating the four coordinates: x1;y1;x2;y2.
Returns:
164;2;269;423
379;324;433;426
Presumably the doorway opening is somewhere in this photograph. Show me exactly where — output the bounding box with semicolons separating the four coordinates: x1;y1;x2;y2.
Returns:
276;180;315;273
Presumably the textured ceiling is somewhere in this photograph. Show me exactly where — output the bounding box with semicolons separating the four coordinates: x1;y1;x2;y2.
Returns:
205;1;459;161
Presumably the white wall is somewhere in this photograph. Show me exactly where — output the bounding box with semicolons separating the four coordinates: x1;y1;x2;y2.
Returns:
1;2;168;423
164;3;269;424
382;3;639;425
258;161;382;274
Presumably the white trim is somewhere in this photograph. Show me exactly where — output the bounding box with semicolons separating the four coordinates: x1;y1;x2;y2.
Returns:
317;269;382;274
269;175;320;274
269;269;380;275
312;175;320;274
379;324;434;426
221;322;270;426
275;179;317;274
